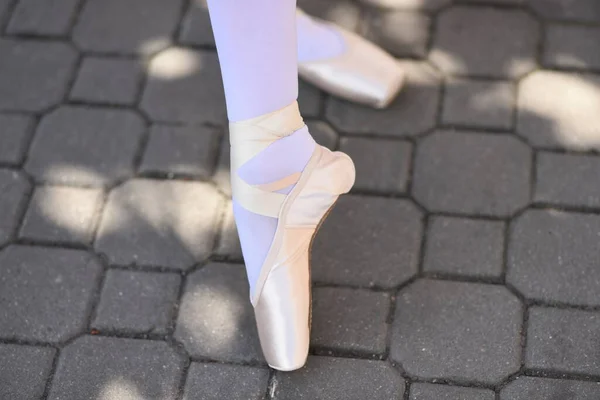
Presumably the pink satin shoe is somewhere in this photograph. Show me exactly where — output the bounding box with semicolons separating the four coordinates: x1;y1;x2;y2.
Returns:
230;101;355;370
298;10;405;109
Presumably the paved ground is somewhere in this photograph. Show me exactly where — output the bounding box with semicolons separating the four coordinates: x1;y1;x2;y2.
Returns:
1;0;600;398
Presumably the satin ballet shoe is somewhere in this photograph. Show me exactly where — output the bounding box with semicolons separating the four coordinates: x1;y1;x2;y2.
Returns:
297;11;405;109
230;102;355;371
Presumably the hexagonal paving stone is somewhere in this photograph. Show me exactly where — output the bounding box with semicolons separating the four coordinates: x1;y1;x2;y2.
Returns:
298;80;323;118
508;209;600;306
0;245;102;343
528;0;600;23
92;269;181;335
306;120;338;150
19;185;103;244
535;152;600;208
213;132;231;196
311;287;390;355
312;196;422;288
325;61;441;137
0;344;56;400
0;170;30;246
517;71;600;151
272;356;405;399
25;106;145;186
95;179;222;270
391;279;522;384
298;0;361;31
140;124;221;179
0;114;34;166
364;10;431;58
500;376;600;399
544;25;600;70
182;363;269;400
442;78;516;130
413;130;531;216
72;0;184;55
339;137;411;194
70;56;143;105
410;383;495;400
214;200;243;261
423;216;505;278
357;0;451;11
0;39;77;112
179;0;214;47
141;48;226;124
430;7;539;78
48;335;185;400
174;263;263;363
0;0;11;22
7;0;79;36
526;307;600;376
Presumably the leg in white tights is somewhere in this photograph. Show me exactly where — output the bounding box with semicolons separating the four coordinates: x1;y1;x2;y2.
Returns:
207;0;315;295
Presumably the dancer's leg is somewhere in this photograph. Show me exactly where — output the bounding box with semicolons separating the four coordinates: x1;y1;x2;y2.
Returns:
207;0;315;295
296;9;346;62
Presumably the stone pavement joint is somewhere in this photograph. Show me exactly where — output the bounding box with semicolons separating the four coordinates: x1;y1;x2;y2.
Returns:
1;0;600;398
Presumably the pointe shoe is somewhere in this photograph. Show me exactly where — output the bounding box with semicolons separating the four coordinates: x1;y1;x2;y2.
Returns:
230;102;355;371
297;10;405;109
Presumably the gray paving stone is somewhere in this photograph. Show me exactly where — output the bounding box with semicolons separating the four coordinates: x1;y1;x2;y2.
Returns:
141;48;227;124
0;170;30;246
508;209;600;306
7;0;80;36
0;344;56;400
442;79;515;130
306;120;337;150
526;307;600;375
298;80;323;118
357;0;451;11
182;363;269;400
140;124;221;178
298;0;361;31
25;106;145;186
174;263;264;363
72;0;184;55
312;196;422;288
364;10;430;58
326;61;441;136
391;279;522;384
0;0;11;23
529;0;600;23
95;179;222;270
410;383;495;400
179;0;214;47
339;137;411;194
535;152;600;208
413;130;531;216
464;0;521;3
312;287;390;355
517;71;600;151
500;376;600;399
430;7;539;79
70;56;143;105
0;245;102;342
544;25;600;70
213;132;231;196
0;39;77;112
19;185;103;244
0;114;34;165
48;335;185;400
272;356;404;400
215;200;242;260
423;216;505;278
92;269;181;335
